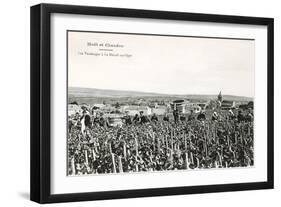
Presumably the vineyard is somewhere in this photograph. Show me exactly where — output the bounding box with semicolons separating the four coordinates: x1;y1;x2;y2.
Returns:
67;108;254;175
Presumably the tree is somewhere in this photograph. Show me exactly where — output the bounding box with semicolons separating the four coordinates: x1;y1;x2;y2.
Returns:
70;101;78;105
115;102;120;109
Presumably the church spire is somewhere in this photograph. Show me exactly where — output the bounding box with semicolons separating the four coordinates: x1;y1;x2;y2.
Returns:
218;91;222;102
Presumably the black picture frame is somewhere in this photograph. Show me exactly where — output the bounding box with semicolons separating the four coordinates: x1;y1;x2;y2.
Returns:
30;3;274;204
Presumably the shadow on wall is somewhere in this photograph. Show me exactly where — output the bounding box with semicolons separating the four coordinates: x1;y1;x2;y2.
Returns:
18;192;29;200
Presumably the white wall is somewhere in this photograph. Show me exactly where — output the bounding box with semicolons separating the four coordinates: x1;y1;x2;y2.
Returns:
0;0;279;206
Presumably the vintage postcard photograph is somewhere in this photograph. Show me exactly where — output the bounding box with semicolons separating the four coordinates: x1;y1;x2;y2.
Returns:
67;31;254;176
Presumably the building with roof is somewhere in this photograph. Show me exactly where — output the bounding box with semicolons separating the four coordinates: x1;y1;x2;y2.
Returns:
221;100;236;110
68;104;82;115
151;106;167;115
122;105;152;116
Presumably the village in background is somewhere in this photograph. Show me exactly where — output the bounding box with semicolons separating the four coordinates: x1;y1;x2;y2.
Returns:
68;87;253;126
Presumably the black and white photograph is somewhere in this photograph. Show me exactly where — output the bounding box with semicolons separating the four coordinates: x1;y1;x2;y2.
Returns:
67;31;255;176
28;3;273;204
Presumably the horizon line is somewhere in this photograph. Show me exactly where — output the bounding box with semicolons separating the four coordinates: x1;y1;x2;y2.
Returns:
69;86;254;99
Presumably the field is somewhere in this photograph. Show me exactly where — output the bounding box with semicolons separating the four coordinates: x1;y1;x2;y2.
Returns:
67;104;254;175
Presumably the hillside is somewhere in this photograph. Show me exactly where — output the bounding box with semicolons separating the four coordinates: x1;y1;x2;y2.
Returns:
69;87;253;102
69;87;168;97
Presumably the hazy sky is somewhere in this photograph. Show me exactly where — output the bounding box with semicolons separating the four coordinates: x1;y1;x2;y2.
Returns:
68;31;255;97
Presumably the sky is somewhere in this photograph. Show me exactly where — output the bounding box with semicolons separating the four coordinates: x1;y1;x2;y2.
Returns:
68;31;255;97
